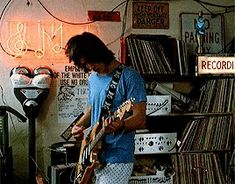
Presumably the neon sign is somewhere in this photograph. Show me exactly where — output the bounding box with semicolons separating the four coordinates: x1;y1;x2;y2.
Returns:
6;21;64;59
35;22;63;58
7;22;28;58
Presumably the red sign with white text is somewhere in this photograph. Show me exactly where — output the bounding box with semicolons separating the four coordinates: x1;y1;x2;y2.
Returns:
88;11;121;22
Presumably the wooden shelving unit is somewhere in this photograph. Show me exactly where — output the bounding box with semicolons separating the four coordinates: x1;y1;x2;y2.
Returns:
123;34;235;184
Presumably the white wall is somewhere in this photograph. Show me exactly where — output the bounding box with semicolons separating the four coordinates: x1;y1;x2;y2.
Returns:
0;0;234;183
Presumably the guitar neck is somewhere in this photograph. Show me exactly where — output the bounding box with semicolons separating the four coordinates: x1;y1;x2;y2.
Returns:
76;99;133;183
90;127;105;151
89;112;117;151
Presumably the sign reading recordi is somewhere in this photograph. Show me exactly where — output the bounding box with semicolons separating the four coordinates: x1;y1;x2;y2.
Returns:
198;56;235;74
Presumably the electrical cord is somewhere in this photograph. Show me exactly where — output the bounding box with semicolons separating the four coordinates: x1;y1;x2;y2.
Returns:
194;0;235;17
0;0;130;55
36;0;95;25
105;0;130;47
30;155;50;183
110;0;128;12
121;0;130;37
194;0;235;8
218;38;235;54
36;0;130;48
197;1;214;15
0;84;8;105
37;0;130;48
0;0;15;56
36;0;129;26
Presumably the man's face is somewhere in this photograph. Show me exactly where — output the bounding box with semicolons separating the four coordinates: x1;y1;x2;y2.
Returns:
65;45;102;73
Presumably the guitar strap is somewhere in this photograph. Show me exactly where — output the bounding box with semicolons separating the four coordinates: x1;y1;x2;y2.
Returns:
60;64;125;141
99;63;126;122
73;64;126;183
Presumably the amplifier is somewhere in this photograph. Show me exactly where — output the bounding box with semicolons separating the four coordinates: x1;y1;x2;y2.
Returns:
49;142;80;165
129;175;173;184
49;163;76;184
134;133;177;154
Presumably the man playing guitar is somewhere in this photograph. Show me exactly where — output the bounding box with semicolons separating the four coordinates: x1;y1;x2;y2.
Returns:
65;32;147;184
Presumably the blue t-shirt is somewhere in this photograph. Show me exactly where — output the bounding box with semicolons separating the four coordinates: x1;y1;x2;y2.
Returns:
88;66;146;164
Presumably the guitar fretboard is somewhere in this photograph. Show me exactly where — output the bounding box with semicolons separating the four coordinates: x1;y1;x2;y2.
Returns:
80;99;133;165
90;126;105;150
89;111;117;150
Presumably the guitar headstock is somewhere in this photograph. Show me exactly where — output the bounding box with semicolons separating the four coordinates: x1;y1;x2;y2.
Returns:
116;98;135;120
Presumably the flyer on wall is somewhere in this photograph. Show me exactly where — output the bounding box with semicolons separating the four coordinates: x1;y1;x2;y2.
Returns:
56;63;89;124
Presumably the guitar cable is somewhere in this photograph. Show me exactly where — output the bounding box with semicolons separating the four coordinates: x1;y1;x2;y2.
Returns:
72;166;82;184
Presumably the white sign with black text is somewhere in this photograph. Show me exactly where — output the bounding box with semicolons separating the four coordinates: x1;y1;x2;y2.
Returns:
56;64;89;123
198;56;235;74
146;95;171;116
180;13;224;54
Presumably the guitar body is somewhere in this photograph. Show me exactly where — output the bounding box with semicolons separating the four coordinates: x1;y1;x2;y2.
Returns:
76;123;102;184
75;98;134;183
76;161;97;184
36;173;46;184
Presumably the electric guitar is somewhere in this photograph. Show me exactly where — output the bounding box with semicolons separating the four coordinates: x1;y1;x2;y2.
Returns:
75;98;134;184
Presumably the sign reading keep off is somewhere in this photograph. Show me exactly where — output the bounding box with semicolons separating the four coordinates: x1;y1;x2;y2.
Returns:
132;2;169;29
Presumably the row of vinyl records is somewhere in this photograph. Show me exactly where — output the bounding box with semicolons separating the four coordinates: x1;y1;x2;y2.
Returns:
174;78;234;184
125;35;190;75
172;153;231;184
179;78;234;151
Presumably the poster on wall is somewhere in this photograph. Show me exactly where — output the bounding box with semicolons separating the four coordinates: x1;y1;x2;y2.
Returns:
132;2;169;29
180;12;224;54
56;64;89;124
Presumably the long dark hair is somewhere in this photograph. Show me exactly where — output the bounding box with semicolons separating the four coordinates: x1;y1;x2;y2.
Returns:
65;32;115;67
